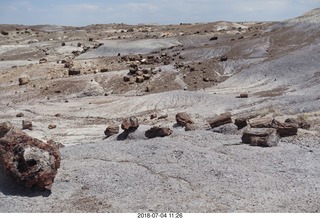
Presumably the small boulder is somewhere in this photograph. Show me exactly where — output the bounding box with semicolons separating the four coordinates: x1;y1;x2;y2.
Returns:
68;68;81;76
136;76;144;83
104;124;120;137
129;64;138;74
176;112;193;127
121;116;139;132
220;55;228;62
242;128;279;147
39;58;47;64
22;120;33;130
208;112;232;128
16;112;24;118
18;76;30;86
210;36;218;41
145;126;172;138
234;117;248;130
48;124;57;129
150;114;157;119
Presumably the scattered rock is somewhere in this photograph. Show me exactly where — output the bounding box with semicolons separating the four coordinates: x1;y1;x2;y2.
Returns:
242;128;279;147
176;112;193;127
150;114;157;119
208;112;232;128
129;64;138;74
124;75;131;82
48;124;57;129
104;124;120;138
22;120;33;130
1;30;9;36
16;112;24;118
0;122;13;138
68;68;81;76
158;114;168;120
39;58;47;64
220;55;228;62
64;60;73;68
145;126;172;138
210;36;218;41
18;76;30;86
136;76;144;83
237;93;248;98
0;124;61;190
100;68;108;73
121;117;139;132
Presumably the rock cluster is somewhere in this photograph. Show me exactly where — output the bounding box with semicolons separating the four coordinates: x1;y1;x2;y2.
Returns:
0;122;61;190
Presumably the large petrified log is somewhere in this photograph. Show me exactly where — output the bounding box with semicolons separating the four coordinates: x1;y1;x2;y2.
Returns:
145;126;172;138
242;128;280;147
208;112;232;128
0;122;60;190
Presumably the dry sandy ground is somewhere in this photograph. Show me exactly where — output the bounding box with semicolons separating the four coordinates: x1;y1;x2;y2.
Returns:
0;8;320;212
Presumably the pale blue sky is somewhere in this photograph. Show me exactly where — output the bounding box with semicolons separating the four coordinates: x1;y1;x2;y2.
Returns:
0;0;319;26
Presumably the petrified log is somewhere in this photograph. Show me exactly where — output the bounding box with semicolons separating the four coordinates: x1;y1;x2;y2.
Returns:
176;112;193;127
248;117;274;128
145;126;172;138
285;117;311;130
68;68;81;76
242;128;279;147
273;121;298;137
234;117;248;129
0;122;60;190
121;116;139;132
208;112;232;128
104;124;120;137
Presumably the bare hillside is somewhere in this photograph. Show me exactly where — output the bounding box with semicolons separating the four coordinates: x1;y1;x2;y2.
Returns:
0;8;320;213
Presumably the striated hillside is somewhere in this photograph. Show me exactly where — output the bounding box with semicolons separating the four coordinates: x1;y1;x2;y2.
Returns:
0;8;320;213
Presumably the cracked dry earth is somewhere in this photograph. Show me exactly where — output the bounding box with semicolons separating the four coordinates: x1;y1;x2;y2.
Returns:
1;9;320;212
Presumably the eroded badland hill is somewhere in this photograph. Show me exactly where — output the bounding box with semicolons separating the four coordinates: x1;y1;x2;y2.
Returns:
0;8;320;212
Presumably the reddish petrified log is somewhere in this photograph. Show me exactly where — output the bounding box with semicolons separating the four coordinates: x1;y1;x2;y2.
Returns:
0;122;60;190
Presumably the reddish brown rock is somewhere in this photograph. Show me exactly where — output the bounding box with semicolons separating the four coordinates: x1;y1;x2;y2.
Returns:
208;112;232;128
234;117;248;129
0;123;61;190
285;117;311;130
18;76;30;86
176;112;193;127
242;128;279;147
150;114;157;119
104;124;120;137
273;121;298;137
68;68;81;76
145;126;172;138
248;117;274;128
22;120;33;130
48;124;57;129
39;58;47;64
16;112;24;118
121;116;139;132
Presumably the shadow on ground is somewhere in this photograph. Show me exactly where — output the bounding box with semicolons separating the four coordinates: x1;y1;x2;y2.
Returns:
0;167;51;197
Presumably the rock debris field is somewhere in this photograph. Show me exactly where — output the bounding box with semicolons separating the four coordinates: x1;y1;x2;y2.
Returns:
0;8;320;212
